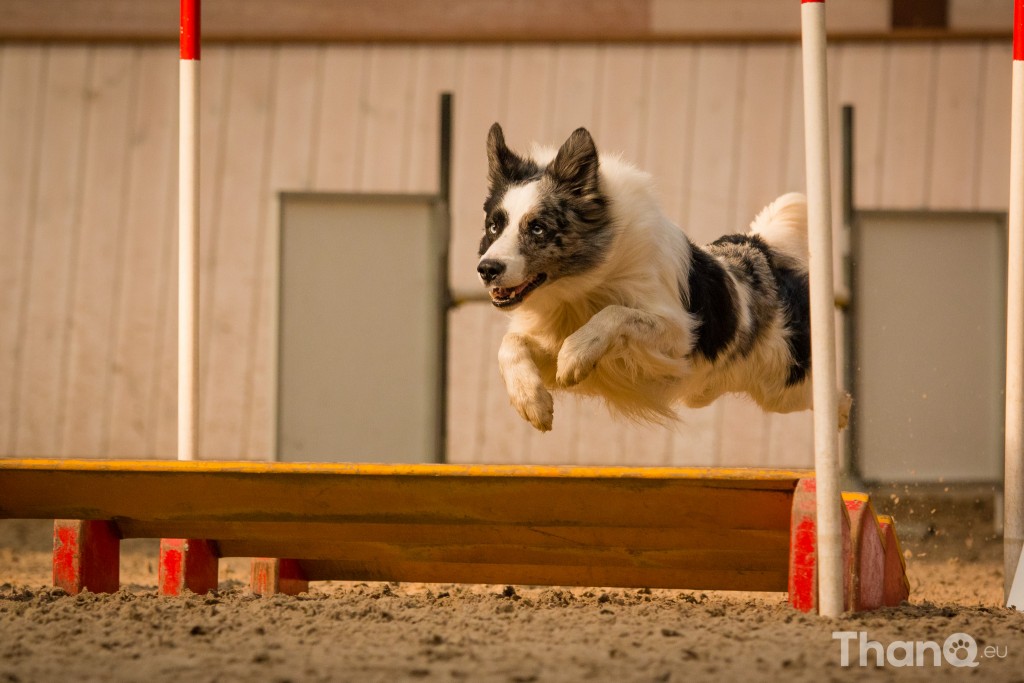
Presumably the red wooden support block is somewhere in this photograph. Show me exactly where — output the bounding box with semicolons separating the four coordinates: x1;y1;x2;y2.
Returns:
52;520;120;594
842;492;887;611
876;515;911;606
787;478;852;613
251;558;309;596
159;538;220;595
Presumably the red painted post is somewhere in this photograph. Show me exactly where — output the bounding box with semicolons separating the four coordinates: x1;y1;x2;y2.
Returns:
251;558;309;596
788;479;819;612
52;520;120;594
842;493;886;611
787;479;852;613
876;516;911;606
159;538;219;595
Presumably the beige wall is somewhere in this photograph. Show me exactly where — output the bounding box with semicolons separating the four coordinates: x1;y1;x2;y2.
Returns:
0;41;1011;465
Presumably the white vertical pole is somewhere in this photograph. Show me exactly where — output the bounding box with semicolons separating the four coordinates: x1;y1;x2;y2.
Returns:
801;0;843;617
1006;0;1024;603
179;0;200;461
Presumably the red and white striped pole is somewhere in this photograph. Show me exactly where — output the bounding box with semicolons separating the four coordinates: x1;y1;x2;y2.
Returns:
1006;0;1024;604
179;0;200;461
800;0;843;617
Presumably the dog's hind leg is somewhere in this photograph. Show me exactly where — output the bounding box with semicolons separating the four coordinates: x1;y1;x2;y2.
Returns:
499;333;555;431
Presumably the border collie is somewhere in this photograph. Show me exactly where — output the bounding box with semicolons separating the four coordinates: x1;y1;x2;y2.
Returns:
477;123;851;432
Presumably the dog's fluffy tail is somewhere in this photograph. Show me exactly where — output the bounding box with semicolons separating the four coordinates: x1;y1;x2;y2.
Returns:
749;192;808;266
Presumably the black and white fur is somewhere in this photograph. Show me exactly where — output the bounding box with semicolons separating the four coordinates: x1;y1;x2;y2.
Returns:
477;123;851;432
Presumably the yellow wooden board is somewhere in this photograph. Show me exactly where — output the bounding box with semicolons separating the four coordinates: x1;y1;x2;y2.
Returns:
0;459;812;591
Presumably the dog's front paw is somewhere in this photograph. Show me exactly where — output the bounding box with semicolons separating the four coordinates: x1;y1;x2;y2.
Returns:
556;330;607;387
508;381;554;432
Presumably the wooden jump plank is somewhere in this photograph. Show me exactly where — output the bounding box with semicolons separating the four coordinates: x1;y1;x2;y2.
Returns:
0;459;808;593
294;559;787;593
0;460;910;605
213;539;791;573
0;458;812;481
112;520;789;552
0;460;806;528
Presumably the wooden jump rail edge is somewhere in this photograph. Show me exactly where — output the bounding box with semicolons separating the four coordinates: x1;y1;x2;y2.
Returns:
0;460;910;613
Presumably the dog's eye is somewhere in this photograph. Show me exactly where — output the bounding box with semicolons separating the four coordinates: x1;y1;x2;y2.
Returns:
529;221;545;237
487;222;498;235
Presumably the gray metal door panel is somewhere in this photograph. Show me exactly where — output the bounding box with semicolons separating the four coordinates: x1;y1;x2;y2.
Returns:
277;193;446;463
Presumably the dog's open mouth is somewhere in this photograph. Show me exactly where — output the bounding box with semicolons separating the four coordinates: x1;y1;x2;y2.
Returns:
489;273;547;308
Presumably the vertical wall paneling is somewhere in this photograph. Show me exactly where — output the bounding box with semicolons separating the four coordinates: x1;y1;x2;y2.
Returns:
734;46;796;223
360;46;416;193
12;47;90;456
548;46;602;142
595;46;648;160
108;48;177;458
833;45;888;208
445;304;490;464
0;47;45;453
503;46;554;143
312;46;368;190
246;46;321;459
781;45;808;200
975;43;1012;210
0;42;1014;465
928;44;984;209
644;46;697;223
51;48;97;457
766;412;815;467
405;46;460;193
60;47;137;457
201;48;275;458
880;44;937;208
683;47;744;244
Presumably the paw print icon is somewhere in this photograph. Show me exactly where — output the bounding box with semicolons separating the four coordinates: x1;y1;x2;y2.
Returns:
943;633;979;668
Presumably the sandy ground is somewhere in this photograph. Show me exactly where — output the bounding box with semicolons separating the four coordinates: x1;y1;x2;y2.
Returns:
2;504;1023;683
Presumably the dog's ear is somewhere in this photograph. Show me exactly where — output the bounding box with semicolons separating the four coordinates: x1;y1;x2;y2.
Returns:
487;123;533;187
548;127;599;196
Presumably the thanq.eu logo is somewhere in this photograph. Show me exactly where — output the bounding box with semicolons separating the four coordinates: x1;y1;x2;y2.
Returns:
832;631;1008;668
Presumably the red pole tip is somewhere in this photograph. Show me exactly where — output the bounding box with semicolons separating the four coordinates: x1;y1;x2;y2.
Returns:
180;0;200;61
801;0;825;4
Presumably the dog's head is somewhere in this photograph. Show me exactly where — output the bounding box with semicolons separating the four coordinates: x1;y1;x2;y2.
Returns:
477;124;613;309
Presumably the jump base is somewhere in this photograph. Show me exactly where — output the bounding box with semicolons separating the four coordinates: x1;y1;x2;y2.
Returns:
0;460;909;612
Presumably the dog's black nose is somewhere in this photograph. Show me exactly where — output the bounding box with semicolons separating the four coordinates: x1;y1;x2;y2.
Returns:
477;259;506;284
